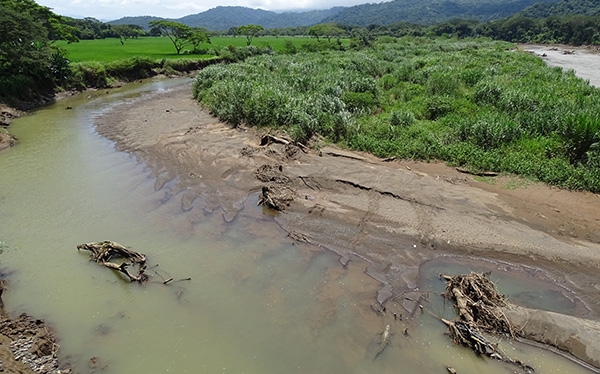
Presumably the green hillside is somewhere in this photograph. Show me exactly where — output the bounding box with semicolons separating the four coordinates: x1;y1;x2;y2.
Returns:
109;6;344;30
109;15;166;29
323;0;558;25
108;0;572;30
519;0;600;18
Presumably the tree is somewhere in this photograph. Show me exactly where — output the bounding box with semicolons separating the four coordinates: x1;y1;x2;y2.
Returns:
0;0;75;100
149;20;194;54
189;27;211;52
112;24;143;44
308;23;344;42
350;27;375;48
237;24;264;46
0;4;48;74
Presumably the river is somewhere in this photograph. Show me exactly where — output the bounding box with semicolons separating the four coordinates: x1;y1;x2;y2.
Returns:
0;75;597;372
522;44;600;87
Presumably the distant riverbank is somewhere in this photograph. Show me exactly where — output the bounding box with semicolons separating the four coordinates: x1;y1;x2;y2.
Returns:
521;44;600;87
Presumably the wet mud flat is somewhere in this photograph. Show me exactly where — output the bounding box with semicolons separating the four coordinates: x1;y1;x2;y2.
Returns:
94;82;600;370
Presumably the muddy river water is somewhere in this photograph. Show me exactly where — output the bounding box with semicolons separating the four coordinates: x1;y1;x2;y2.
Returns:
0;54;598;373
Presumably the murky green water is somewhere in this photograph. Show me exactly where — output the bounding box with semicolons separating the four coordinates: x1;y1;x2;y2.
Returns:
0;79;595;373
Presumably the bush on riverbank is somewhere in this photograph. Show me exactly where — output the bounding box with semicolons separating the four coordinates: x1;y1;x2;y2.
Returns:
192;37;600;192
67;56;224;89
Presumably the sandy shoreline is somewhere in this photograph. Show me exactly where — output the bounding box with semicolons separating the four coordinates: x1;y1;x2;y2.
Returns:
94;81;600;367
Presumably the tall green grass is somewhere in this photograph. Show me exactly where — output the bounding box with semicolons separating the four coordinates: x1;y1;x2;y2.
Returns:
192;37;600;192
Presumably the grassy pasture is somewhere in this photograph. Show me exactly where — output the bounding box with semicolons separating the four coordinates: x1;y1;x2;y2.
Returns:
55;36;330;62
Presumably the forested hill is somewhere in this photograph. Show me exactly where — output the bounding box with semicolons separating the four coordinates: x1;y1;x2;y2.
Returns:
109;6;344;30
179;6;344;29
109;16;166;28
322;0;558;25
108;0;570;30
518;0;600;18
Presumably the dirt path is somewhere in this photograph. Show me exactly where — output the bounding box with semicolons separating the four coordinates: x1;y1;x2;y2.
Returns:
96;82;600;367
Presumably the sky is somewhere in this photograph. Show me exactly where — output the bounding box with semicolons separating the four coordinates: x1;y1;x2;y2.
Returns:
35;0;370;21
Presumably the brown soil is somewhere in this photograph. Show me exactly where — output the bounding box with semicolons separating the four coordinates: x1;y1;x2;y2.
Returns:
0;305;69;373
0;105;21;151
95;82;600;368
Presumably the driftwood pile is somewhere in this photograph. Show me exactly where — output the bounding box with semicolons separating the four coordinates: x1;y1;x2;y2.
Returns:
78;241;149;282
442;272;513;336
441;272;534;373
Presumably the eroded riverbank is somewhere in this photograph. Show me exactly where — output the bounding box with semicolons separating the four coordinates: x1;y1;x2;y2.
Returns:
95;82;600;369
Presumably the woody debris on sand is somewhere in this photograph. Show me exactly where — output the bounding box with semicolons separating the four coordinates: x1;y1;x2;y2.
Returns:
440;272;534;374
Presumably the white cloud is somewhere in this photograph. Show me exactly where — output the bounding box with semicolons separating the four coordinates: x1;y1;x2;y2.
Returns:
164;2;210;13
35;0;371;20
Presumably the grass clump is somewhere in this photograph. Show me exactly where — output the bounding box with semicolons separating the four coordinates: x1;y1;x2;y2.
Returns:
192;37;600;192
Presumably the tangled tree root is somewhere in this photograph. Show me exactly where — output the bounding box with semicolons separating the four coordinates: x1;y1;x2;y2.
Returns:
257;185;294;211
78;241;149;282
441;272;534;373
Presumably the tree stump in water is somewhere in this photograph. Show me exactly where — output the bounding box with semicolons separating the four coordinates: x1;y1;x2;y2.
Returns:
78;241;149;283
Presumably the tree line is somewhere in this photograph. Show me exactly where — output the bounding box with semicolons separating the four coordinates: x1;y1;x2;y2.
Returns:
374;14;600;45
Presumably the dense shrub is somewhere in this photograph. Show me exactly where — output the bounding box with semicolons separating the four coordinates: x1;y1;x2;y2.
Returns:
106;56;155;80
71;62;108;88
390;110;415;127
193;37;600;192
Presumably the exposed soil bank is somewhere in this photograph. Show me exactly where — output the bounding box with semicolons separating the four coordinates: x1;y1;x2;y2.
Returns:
95;83;600;369
0;106;22;151
0;296;69;373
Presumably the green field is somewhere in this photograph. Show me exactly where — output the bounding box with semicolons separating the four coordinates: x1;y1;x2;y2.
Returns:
55;36;331;62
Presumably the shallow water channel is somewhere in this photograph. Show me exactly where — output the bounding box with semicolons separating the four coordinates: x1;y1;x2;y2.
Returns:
0;78;595;373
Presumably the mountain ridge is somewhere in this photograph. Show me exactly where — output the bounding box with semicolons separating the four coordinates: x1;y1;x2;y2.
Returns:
109;0;578;30
109;6;345;30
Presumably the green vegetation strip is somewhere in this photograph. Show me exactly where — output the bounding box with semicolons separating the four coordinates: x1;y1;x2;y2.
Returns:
192;37;600;192
55;37;332;62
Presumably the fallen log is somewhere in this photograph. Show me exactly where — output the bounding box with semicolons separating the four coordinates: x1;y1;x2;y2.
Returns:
77;241;149;283
260;134;290;146
374;324;391;359
456;167;498;177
